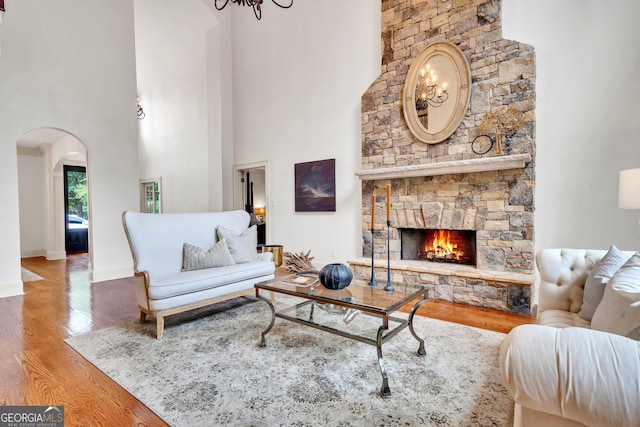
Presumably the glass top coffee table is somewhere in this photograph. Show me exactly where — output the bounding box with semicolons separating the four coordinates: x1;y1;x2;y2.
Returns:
254;272;429;397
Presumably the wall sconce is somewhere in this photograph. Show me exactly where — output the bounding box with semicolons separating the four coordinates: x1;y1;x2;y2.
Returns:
254;206;266;222
137;97;146;120
619;168;640;239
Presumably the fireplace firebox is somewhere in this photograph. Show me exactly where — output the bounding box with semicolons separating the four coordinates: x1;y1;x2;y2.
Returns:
400;228;476;266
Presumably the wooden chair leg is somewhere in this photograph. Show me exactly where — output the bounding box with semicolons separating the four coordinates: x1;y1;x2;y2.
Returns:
139;311;147;322
156;315;165;340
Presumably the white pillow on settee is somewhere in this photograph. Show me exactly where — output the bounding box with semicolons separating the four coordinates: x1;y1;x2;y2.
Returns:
182;239;235;271
591;251;640;340
579;245;629;321
216;225;258;264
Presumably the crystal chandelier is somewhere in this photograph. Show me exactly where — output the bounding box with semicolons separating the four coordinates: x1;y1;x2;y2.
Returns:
214;0;293;20
414;64;448;111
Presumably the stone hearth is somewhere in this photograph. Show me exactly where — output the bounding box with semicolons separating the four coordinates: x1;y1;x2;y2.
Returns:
349;0;536;315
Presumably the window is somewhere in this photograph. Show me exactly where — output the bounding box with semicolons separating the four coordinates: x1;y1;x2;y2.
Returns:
141;178;162;213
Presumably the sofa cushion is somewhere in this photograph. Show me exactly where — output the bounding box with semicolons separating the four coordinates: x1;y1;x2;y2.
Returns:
591;251;640;337
148;260;275;300
182;239;235;272
217;225;258;264
578;245;629;321
538;309;591;329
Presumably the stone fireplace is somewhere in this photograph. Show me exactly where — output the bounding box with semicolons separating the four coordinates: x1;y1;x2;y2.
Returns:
348;0;536;315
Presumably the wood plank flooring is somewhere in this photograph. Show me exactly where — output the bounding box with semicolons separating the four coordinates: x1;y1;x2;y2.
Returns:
7;255;168;426
3;254;532;426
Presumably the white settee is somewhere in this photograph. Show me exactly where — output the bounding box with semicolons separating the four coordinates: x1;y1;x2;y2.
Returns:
122;210;275;339
500;248;640;427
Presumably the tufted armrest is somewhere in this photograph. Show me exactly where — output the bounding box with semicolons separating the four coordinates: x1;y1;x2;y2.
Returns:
536;249;607;317
500;324;640;427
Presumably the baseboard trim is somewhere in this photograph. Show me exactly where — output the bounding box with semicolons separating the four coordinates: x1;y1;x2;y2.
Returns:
90;266;133;283
46;250;67;260
21;249;46;258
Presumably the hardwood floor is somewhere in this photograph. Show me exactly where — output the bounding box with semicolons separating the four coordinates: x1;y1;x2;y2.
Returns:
4;254;532;426
6;254;168;426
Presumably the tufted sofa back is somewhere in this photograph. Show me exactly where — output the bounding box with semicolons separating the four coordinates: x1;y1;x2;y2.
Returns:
536;248;635;317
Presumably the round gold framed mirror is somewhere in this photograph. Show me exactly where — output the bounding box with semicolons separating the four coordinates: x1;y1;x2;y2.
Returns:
402;41;471;144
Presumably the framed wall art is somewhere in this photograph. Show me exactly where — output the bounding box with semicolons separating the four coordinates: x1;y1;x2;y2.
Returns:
294;158;336;212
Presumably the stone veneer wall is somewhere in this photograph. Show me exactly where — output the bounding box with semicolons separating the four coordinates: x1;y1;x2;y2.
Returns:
356;0;536;314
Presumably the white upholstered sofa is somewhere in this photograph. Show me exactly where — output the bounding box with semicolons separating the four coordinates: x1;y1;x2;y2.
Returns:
500;248;640;427
122;210;275;339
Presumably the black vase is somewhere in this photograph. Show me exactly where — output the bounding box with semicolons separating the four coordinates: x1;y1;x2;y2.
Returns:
319;263;353;290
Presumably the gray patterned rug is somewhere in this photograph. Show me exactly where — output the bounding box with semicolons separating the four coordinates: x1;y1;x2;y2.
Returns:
21;267;44;282
65;295;513;426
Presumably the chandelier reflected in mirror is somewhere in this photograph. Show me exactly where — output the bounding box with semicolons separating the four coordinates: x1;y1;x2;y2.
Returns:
414;63;448;129
214;0;293;20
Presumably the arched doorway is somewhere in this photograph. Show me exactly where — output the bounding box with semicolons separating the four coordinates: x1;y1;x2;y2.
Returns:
16;128;90;261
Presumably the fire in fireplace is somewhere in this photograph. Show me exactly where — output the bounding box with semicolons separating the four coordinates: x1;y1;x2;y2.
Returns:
400;228;476;266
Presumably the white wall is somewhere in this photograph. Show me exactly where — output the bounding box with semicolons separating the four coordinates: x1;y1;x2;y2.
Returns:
17;149;47;257
504;0;640;253
0;0;140;295
230;0;381;266
134;0;229;213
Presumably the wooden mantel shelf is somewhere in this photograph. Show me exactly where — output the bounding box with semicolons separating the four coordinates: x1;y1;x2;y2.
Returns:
356;153;532;180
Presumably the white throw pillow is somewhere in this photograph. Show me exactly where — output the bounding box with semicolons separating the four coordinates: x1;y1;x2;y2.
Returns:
591;251;640;337
182;239;236;271
216;225;258;264
579;245;629;321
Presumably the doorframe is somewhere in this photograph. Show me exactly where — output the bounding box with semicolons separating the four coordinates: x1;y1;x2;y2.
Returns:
232;160;270;242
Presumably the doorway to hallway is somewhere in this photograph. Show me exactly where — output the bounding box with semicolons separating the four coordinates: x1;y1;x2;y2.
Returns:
232;161;270;246
64;165;88;253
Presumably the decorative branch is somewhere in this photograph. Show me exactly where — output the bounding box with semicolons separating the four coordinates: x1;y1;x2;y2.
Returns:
283;250;316;273
478;106;526;155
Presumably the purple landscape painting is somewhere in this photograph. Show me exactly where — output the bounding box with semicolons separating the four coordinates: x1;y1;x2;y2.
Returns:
294;158;336;212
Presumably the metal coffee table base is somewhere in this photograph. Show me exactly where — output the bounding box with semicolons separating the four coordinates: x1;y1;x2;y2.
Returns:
257;293;429;398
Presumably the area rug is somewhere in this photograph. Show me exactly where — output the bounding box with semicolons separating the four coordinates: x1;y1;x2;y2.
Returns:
65;296;513;426
21;267;44;282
